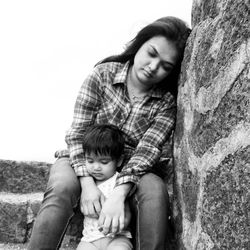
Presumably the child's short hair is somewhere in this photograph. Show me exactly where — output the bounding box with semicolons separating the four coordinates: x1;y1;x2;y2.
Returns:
82;124;125;160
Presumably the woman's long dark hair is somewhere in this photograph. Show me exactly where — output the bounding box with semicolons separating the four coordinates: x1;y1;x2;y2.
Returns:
97;16;191;97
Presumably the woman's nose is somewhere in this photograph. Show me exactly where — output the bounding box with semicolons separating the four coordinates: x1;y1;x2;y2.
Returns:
149;59;159;72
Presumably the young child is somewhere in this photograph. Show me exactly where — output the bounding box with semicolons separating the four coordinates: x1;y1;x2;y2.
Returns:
76;124;133;250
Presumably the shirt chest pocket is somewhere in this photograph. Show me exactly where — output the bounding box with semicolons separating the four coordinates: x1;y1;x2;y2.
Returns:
132;116;151;140
96;102;114;124
96;102;123;125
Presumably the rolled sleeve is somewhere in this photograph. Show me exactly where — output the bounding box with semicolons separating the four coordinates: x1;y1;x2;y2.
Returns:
115;171;139;197
73;162;91;177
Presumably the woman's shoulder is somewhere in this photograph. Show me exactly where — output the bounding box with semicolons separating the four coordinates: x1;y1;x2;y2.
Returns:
94;61;126;74
161;91;177;107
92;61;129;84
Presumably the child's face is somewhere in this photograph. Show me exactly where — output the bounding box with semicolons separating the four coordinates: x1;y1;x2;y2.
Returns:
85;152;117;181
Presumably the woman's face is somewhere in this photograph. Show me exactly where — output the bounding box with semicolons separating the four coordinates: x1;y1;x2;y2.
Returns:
132;35;179;88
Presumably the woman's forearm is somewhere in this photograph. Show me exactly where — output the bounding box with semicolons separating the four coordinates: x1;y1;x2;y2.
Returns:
79;176;96;188
113;183;133;200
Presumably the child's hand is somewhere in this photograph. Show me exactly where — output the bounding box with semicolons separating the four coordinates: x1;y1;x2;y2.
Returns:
79;177;105;218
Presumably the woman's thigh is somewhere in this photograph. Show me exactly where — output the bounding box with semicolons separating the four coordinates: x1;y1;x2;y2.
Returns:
131;173;169;215
135;173;168;200
46;157;81;203
27;157;81;250
130;173;169;250
48;157;80;188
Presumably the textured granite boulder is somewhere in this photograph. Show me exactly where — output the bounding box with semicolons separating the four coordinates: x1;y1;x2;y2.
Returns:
0;159;83;245
0;193;42;243
0;159;50;193
174;0;250;249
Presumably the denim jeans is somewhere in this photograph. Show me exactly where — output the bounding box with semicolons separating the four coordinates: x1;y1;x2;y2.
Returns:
28;158;169;250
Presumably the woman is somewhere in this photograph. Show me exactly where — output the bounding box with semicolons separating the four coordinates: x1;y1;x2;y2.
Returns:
28;16;190;250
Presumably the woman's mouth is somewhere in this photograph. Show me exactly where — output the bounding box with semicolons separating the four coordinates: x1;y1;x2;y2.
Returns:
143;69;153;78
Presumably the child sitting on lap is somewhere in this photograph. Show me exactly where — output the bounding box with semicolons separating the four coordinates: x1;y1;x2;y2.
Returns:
76;124;132;250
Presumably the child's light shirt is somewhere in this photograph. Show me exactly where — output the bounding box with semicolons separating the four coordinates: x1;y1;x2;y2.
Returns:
81;172;132;242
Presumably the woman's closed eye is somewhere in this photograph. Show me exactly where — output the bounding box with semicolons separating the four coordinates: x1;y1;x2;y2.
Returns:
161;62;173;72
148;48;157;57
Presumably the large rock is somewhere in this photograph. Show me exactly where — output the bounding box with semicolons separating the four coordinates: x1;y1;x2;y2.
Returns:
0;193;42;243
174;0;250;249
0;159;83;245
0;160;50;193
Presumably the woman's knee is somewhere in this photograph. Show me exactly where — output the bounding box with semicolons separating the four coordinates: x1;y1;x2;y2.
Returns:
136;173;168;201
48;176;79;198
45;158;81;204
107;237;133;250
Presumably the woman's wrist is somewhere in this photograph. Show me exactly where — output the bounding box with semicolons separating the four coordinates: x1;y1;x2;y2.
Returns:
79;176;95;189
113;183;133;200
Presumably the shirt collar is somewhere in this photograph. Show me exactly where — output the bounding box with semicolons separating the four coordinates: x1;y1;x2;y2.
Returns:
113;61;130;85
150;88;164;98
113;61;165;99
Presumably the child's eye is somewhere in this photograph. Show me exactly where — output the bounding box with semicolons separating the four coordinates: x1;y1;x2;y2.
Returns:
86;159;94;163
101;160;110;164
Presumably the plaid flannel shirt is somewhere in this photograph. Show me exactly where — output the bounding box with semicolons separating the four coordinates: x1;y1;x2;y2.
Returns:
65;61;176;187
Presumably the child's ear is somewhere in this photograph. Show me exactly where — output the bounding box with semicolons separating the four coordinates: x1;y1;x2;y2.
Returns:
117;155;124;168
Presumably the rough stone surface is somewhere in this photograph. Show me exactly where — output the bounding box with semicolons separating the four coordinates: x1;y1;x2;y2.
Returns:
0;199;27;243
202;147;250;249
0;193;43;243
0;160;83;245
174;0;250;249
0;160;51;193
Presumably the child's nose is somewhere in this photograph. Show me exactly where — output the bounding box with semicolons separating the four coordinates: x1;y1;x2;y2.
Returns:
93;163;101;171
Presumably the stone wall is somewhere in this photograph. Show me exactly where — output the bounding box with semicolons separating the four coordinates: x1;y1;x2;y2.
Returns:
174;0;249;249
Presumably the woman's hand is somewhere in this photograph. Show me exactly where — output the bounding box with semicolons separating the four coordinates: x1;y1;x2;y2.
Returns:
98;183;132;235
98;192;125;235
79;176;105;218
